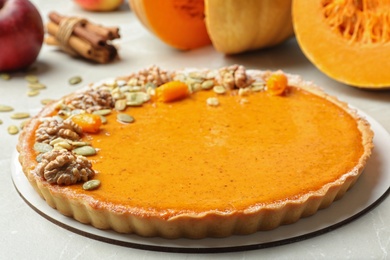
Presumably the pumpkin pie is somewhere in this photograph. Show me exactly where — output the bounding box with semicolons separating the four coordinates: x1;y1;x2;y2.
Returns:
17;65;373;239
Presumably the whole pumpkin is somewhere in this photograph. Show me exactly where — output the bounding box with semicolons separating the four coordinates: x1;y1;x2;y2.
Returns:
205;0;294;54
128;0;293;54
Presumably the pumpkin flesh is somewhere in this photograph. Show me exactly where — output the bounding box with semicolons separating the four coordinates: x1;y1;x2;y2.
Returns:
293;0;390;88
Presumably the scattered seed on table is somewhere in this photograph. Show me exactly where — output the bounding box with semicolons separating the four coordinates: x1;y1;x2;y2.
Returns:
8;125;19;135
69;76;82;85
10;112;30;119
117;113;135;124
83;179;101;191
0;105;13;112
27;89;40;97
0;73;11;80
28;82;46;90
0;119;3;125
20;120;29;129
24;74;39;83
41;98;55;105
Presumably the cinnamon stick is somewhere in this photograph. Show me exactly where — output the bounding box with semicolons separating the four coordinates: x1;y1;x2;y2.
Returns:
84;23;120;40
48;12;107;48
46;22;115;64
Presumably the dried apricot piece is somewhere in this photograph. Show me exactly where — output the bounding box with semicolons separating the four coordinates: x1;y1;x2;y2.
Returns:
71;113;102;133
155;81;190;102
266;73;288;96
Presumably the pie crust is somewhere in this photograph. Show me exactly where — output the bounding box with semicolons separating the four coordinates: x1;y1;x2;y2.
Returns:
17;66;374;239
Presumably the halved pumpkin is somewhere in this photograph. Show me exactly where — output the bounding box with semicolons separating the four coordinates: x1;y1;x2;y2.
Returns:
129;0;212;50
205;0;294;54
293;0;390;88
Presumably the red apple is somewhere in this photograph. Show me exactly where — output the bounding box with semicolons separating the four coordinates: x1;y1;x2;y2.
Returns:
74;0;124;12
0;0;44;72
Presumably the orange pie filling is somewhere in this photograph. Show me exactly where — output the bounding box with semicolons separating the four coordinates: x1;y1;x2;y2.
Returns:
17;65;373;238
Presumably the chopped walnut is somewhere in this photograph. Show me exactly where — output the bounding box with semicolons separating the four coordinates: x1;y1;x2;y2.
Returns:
64;88;114;113
36;119;83;144
218;65;254;89
127;65;172;87
33;150;95;185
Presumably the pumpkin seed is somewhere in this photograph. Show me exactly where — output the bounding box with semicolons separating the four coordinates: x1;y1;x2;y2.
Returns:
127;78;138;86
128;86;142;92
115;99;127;111
71;141;90;147
27;89;40;97
206;97;220;107
251;82;265;92
83;179;101;191
41;98;55;105
213;85;226;94
7;125;19;135
116;80;127;87
238;87;251;96
69;76;82;85
11;112;30;119
104;79;117;88
0;105;14;112
126;92;149;106
34;142;53;153
20;120;29;129
189;82;201;92
0;73;11;80
36;153;43;163
24;74;39;83
112;91;125;100
53;141;72;150
93;109;112;116
70;109;85;115
28;82;46;90
189;71;205;79
145;82;157;89
117;113;135;124
73;145;97;156
52;145;67;151
98;115;107;124
201;80;215;90
0;119;3;125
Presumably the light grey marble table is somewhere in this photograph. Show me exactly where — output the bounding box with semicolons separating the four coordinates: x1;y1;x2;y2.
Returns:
1;1;390;259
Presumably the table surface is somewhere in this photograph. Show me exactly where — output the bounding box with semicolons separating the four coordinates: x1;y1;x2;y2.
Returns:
1;1;390;259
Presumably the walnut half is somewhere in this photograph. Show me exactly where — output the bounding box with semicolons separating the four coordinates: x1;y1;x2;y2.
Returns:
33;150;95;185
